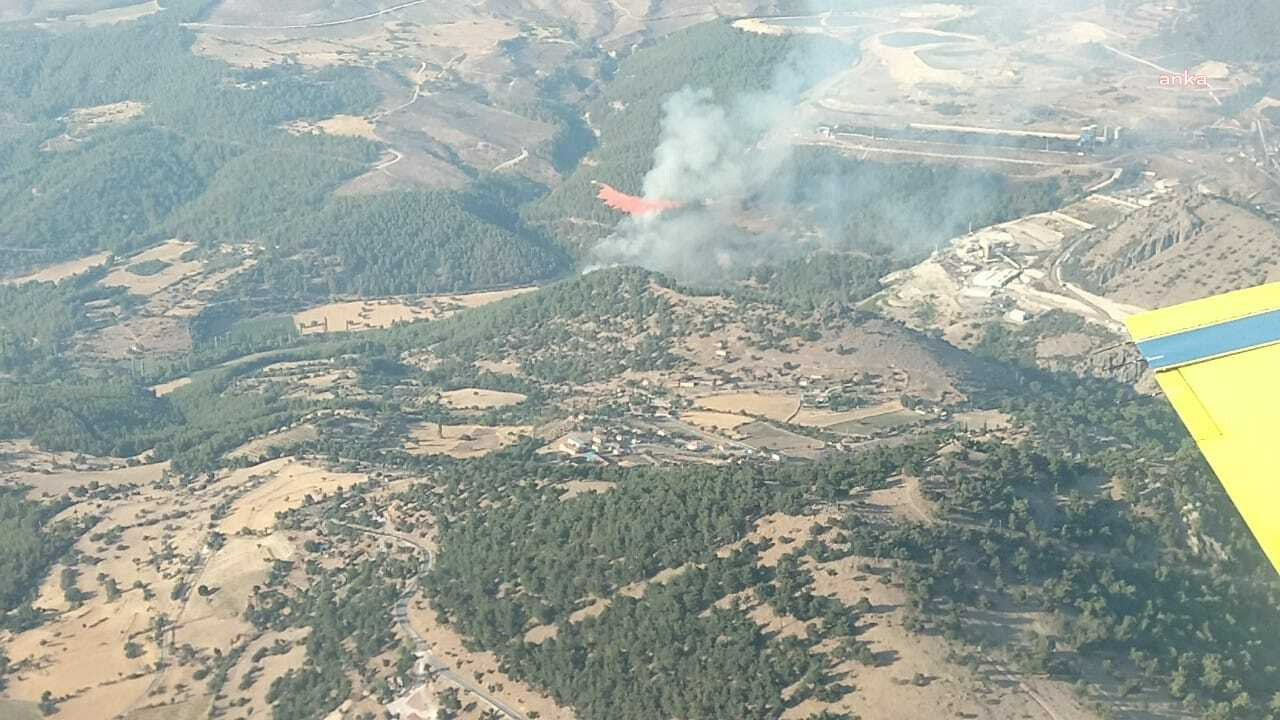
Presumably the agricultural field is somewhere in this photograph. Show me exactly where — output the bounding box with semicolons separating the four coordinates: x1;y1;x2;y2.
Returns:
405;423;531;459
294;287;537;335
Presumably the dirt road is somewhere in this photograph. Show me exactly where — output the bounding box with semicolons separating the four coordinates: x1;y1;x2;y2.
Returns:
332;520;529;720
185;0;430;30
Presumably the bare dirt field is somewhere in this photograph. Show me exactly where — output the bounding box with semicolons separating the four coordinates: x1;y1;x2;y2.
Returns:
6;461;166;500
101;240;201;296
406;423;531;459
438;388;527;409
227;423;321;460
407;596;576;720
694;391;801;422
294;287;536;335
217;458;367;533
88;315;193;359
553;480;617;501
286;113;379;139
1;252;111;285
149;376;193;396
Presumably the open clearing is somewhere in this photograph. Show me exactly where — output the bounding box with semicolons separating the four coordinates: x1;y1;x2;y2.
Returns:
679;409;753;431
149;376;192;396
294;286;536;335
406;423;530;459
227;423;320;460
788;397;911;425
48;0;161;26
694;391;801;422
176;533;296;649
438;388;527;409
1;252;110;285
553;480;617;501
101;240;201;296
6;461;166;499
286;113;379;140
217;457;367;533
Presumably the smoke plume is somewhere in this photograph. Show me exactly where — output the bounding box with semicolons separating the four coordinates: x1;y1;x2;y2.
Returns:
591;43;829;283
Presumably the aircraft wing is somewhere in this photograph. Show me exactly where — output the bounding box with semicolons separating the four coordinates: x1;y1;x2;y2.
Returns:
1126;282;1280;574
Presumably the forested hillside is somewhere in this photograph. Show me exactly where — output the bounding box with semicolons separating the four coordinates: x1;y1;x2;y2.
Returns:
421;447;933;719
0;17;379;274
1180;0;1280;62
525;21;857;247
0;488;88;625
417;363;1280;720
0;10;563;297
233;188;568;299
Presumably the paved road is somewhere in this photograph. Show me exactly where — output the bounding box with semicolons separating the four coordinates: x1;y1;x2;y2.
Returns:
332;521;528;720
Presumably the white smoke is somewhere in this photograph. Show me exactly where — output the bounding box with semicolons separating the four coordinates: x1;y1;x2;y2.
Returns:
591;46;824;283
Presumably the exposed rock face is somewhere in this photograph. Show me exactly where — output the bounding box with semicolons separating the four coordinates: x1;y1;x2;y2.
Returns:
1071;190;1204;291
1067;190;1280;307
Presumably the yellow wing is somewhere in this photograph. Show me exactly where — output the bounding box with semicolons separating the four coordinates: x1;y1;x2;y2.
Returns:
1126;282;1280;574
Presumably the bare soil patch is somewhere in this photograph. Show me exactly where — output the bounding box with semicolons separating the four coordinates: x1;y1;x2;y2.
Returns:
217;458;367;533
149;376;193;396
405;423;531;459
294;287;536;335
553;480;617;501
286;113;379;139
101;241;201;296
679;410;752;432
438;388;527;409
1;252;111;285
694;391;800;422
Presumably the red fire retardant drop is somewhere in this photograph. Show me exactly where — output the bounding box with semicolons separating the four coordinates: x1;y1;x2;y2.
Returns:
595;182;683;215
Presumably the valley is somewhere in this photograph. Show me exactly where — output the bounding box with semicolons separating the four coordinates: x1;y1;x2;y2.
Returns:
3;1;1280;720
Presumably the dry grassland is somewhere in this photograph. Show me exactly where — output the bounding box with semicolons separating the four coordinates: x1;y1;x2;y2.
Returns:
694;391;800;422
406;423;530;459
718;510;841;567
553;480;617;501
790;401;904;429
286;113;379;139
177;533;296;649
679;410;752;432
788;553;1101;720
0;700;40;720
438;388;527;409
101;240;202;296
736;422;826;458
294;287;535;335
56;0;161;26
8;461;166;500
217;458;367;533
149;376;193;396
1;252;111;286
228;423;320;460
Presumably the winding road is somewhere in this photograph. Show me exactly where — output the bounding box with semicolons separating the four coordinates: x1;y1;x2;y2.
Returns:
492;147;528;172
331;521;528;720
